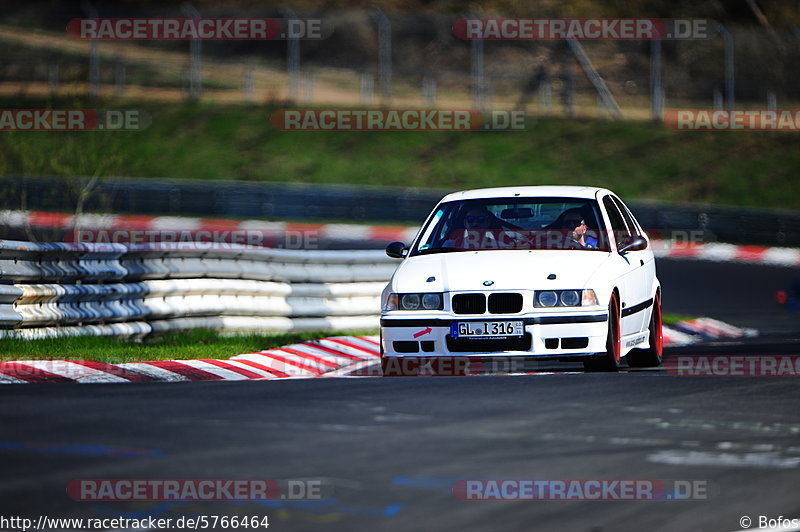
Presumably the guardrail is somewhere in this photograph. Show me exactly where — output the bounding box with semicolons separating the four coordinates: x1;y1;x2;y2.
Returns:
0;240;395;339
3;175;800;247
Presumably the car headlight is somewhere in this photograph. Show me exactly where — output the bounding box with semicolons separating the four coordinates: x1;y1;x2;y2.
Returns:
422;293;442;310
535;289;598;308
385;293;443;311
537;291;559;307
560;290;580;306
401;294;421;310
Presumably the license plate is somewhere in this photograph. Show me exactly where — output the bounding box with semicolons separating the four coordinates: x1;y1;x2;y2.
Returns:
451;321;524;338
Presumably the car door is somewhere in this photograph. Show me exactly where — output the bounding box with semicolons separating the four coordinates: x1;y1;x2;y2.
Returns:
609;195;651;333
601;195;643;336
613;196;656;332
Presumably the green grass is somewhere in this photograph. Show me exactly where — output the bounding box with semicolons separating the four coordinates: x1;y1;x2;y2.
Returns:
2;97;800;210
0;328;378;365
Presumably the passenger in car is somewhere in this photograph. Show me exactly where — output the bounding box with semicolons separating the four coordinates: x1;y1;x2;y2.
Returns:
560;211;599;249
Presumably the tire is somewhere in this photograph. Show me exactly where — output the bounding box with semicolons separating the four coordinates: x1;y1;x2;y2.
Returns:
583;293;621;372
626;292;663;368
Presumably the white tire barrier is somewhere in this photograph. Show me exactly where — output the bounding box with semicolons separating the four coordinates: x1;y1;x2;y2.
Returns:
0;240;394;338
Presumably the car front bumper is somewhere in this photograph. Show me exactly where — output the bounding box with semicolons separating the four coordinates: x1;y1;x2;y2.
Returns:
380;312;609;359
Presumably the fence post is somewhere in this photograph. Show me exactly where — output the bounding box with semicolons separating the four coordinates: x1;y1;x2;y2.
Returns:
360;72;374;106
713;88;723;110
82;0;100;98
303;72;314;104
48;64;59;96
115;63;126;97
561;41;574;117
243;67;254;103
650;37;663;120
371;8;392;106
422;76;436;106
539;82;552;111
182;3;202;100
281;7;301;104
716;23;735;109
470;14;485;111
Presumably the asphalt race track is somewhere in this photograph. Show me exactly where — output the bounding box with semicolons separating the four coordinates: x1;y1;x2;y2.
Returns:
1;258;799;532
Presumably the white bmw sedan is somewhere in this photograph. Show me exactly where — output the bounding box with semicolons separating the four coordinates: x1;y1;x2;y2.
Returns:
380;186;662;373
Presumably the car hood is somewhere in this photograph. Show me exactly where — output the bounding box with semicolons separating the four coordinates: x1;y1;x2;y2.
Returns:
392;250;612;293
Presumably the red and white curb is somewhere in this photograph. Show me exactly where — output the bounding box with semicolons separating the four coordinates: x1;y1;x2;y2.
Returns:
0;335;380;384
0;209;420;244
668;317;758;342
0;319;757;383
651;242;800;267
4;209;800;267
662;326;698;347
663;318;758;347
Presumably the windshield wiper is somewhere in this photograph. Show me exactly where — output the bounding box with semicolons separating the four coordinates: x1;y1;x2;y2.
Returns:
417;247;463;255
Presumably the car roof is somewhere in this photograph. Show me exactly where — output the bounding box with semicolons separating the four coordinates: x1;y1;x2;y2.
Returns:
439;186;612;203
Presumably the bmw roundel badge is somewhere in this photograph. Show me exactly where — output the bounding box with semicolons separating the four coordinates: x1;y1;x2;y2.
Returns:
483;280;494;286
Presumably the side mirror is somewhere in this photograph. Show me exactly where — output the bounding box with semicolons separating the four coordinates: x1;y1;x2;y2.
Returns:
385;241;408;259
618;235;648;254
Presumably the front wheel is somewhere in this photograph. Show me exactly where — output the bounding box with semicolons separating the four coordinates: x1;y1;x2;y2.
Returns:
583;293;621;372
627;293;663;368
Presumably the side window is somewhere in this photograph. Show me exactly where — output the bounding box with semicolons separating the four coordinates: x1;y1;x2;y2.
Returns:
614;197;647;239
417;206;448;249
602;196;631;246
611;196;641;238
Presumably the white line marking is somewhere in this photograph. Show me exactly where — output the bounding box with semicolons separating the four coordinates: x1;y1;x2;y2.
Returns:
648;449;800;469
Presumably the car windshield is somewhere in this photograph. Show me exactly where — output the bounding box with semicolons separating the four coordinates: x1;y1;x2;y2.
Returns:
411;197;609;255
